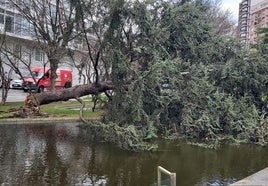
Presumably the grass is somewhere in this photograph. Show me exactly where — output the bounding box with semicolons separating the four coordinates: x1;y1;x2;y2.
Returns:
41;100;102;118
0;102;24;118
0;99;103;119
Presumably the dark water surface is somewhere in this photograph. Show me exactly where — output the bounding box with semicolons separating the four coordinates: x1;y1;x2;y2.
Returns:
0;123;268;186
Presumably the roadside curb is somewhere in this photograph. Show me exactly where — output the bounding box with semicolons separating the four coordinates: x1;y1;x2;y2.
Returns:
0;117;83;125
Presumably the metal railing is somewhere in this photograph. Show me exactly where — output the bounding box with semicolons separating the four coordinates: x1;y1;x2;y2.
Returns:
157;166;176;186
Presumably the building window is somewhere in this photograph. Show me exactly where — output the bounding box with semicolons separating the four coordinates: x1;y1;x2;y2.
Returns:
14;15;21;35
51;4;57;20
241;14;247;18
241;20;247;25
0;0;5;7
5;1;13;9
5;16;13;32
35;49;44;62
0;8;3;24
242;7;248;12
13;44;21;58
241;33;246;37
242;1;248;6
5;11;14;33
21;18;31;36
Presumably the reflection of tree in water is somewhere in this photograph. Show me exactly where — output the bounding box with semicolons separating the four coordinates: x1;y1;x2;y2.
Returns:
94;147;159;186
22;126;68;186
0;125;18;184
44;128;68;185
62;127;108;185
64;127;151;185
2;125;268;186
81;145;107;185
71;128;160;185
63;124;158;185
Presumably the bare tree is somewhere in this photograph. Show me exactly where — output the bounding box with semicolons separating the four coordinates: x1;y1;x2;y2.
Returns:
206;0;236;36
0;32;51;93
0;35;11;104
11;0;79;91
0;33;32;104
71;0;110;85
0;59;12;104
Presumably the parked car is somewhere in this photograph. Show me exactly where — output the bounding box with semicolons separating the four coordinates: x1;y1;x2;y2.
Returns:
11;79;23;89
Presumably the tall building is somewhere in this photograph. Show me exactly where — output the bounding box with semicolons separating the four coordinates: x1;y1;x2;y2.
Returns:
238;0;268;45
249;0;268;44
238;0;251;44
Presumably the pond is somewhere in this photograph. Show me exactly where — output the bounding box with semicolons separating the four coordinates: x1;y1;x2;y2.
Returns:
0;123;267;186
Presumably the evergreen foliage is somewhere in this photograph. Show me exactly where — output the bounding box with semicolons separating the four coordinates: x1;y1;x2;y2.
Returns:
257;27;268;44
79;0;268;150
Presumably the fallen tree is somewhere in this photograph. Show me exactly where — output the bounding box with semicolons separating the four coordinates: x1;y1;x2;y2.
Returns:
24;82;114;122
25;82;114;107
22;82;159;152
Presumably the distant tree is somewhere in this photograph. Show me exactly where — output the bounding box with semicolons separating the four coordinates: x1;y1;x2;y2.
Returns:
0;61;12;104
205;0;236;36
257;27;268;44
0;33;35;104
10;0;79;91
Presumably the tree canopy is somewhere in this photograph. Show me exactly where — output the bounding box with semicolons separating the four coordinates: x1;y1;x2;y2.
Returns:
3;0;268;151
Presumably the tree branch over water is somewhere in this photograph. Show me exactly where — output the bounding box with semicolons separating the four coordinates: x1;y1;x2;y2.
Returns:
25;82;114;107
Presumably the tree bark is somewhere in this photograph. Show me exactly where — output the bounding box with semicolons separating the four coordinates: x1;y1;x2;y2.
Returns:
25;82;114;107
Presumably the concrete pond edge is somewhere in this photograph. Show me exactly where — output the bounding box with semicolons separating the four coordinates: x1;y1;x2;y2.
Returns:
0;117;83;125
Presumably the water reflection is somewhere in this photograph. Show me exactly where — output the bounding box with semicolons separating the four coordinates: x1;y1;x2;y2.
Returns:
0;123;267;186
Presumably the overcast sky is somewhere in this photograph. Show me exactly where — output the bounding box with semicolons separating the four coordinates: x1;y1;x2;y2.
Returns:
221;0;264;22
221;0;240;22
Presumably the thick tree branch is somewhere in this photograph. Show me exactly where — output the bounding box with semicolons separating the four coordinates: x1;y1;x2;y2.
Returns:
25;82;114;107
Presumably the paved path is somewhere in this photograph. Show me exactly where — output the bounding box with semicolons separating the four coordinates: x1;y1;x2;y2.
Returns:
231;167;268;186
4;88;28;102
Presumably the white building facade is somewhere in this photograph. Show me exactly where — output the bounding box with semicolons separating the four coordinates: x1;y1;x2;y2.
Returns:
0;0;89;86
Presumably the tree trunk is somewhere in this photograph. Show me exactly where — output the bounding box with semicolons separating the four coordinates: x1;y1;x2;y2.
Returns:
25;82;114;107
1;81;11;105
49;58;59;91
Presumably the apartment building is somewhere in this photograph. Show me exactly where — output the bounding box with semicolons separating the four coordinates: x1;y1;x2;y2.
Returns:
238;0;268;45
0;0;44;73
238;0;251;44
0;0;88;85
249;0;268;44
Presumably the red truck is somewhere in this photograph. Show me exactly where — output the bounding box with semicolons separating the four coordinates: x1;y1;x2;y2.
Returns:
23;67;73;92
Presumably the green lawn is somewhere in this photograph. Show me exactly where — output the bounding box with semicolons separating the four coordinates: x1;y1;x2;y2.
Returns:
0;100;103;119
